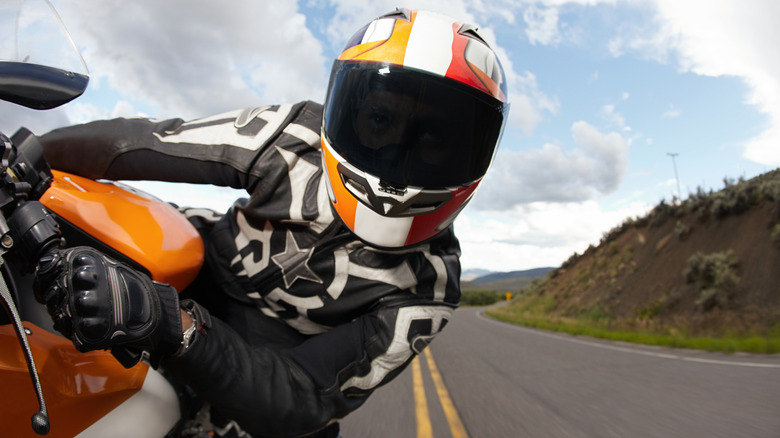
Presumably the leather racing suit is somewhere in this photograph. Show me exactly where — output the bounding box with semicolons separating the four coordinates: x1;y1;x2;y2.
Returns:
39;101;462;437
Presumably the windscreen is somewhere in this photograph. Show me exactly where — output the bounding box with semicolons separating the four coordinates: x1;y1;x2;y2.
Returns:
0;0;89;109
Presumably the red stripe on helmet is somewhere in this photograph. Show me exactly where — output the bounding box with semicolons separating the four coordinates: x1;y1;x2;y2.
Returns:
444;23;506;102
444;24;492;98
404;181;480;246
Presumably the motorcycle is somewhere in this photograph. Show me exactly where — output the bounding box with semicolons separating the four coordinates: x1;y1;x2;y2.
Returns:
0;1;205;436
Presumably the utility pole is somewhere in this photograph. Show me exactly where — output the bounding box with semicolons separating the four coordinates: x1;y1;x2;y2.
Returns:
667;152;682;202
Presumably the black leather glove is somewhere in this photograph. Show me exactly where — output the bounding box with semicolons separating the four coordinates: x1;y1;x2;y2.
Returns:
33;246;182;368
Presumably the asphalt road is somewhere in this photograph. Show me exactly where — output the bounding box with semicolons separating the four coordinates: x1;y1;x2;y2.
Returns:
340;306;780;437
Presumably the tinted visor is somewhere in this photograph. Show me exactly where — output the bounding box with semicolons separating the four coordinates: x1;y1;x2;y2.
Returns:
324;61;508;188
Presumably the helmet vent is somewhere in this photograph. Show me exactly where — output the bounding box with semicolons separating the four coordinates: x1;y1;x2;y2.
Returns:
344;176;368;196
458;24;489;46
380;8;412;21
409;201;445;214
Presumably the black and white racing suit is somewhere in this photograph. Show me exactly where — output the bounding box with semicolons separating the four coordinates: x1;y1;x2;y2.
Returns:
40;101;462;437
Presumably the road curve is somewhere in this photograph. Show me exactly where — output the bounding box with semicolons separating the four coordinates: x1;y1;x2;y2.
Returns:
341;306;780;438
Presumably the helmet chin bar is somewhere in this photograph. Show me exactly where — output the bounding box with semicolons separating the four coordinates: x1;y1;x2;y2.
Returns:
321;136;479;248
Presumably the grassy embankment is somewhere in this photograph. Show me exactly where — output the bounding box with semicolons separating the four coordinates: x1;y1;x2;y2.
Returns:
484;284;780;354
470;170;780;354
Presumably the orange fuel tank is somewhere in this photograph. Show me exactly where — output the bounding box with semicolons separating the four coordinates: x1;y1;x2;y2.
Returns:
39;170;204;291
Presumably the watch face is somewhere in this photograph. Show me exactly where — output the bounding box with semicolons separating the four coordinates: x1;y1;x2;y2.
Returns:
179;313;198;353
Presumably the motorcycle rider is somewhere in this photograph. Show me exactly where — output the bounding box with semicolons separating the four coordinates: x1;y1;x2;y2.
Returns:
34;9;509;438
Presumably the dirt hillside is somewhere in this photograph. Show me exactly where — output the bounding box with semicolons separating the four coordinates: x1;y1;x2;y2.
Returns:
529;169;780;337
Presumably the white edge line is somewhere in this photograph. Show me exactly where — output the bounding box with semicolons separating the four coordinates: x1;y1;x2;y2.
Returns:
476;309;780;369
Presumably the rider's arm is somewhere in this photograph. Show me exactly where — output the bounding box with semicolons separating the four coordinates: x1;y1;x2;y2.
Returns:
39;102;322;191
162;299;454;438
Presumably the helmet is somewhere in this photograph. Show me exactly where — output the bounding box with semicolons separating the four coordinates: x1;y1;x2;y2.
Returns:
321;9;509;248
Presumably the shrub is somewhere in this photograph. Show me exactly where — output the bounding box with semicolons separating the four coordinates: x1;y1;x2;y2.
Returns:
649;199;672;227
760;179;780;202
583;304;612;323
634;214;650;228
600;225;622;244
460;290;504;306
674;220;691;240
683;250;740;311
560;251;580;269
710;188;751;218
636;298;664;320
521;276;550;296
771;224;780;248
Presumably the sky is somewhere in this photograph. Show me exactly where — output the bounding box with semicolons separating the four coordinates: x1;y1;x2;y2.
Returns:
1;0;778;273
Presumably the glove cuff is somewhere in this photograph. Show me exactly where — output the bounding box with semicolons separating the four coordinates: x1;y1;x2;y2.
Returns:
147;282;182;366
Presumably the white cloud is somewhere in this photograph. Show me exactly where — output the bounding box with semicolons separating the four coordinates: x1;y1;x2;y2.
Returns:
110;101;144;119
613;0;780;166
600;104;628;130
457;199;650;271
474;121;630;210
506;71;561;135
54;0;329;120
65;100;143;126
127;181;244;212
743;125;780;165
661;105;681;118
523;5;561;46
0;101;71;135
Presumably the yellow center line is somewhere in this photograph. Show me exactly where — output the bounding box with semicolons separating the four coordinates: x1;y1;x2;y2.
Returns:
412;356;433;438
424;349;469;438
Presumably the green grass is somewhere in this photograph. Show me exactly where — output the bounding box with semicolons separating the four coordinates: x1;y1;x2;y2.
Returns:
485;304;780;354
460;290;506;306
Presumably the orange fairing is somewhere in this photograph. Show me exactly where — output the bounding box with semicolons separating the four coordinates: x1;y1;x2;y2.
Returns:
40;170;204;291
1;322;148;437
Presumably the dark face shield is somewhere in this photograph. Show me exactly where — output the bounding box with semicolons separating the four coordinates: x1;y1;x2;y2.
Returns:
323;61;508;189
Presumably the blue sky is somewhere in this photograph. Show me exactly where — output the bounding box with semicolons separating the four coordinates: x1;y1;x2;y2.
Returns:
1;0;777;273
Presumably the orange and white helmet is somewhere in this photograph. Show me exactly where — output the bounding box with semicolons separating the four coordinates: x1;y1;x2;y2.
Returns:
322;9;509;248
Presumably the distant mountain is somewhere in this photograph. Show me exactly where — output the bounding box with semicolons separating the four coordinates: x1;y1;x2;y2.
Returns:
461;269;493;282
460;267;554;293
470;267;553;284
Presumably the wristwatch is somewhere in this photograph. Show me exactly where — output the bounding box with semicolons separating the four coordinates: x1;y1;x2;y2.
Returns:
176;309;197;356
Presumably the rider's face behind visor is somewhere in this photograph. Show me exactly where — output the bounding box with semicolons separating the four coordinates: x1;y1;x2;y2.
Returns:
323;60;508;190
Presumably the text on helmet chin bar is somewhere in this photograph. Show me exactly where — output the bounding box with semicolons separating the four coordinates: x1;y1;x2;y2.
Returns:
378;180;407;196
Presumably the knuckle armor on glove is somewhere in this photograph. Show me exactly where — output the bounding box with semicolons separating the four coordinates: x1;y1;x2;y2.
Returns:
34;247;181;365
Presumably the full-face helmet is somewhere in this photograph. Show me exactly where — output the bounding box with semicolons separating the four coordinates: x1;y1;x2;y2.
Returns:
322;9;509;248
